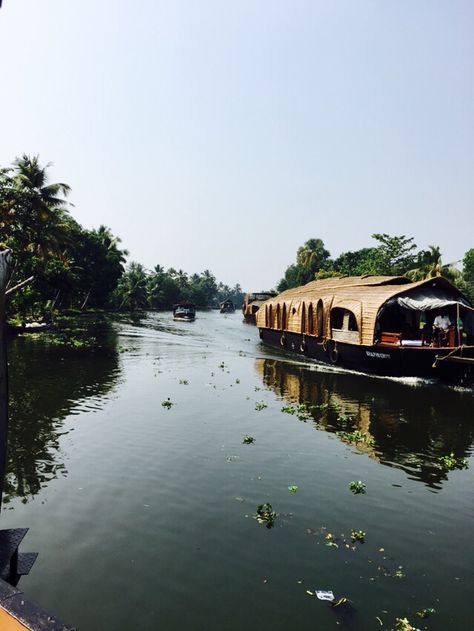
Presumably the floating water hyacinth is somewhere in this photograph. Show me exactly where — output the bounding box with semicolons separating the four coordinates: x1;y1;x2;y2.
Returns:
161;398;173;409
243;435;255;444
350;529;365;542
254;503;277;528
349;481;366;494
439;453;469;471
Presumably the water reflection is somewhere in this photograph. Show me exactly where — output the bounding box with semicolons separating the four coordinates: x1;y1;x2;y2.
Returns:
4;316;121;504
255;358;474;488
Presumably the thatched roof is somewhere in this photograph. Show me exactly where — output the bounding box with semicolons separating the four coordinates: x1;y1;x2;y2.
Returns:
255;275;468;345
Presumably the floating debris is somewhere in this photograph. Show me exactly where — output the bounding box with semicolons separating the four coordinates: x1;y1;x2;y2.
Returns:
161;398;173;409
179;379;189;385
315;590;334;601
243;435;255;444
255;401;268;411
288;485;298;493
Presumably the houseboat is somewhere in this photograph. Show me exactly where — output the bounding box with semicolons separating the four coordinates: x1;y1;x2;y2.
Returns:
173;302;196;321
242;291;277;323
255;276;474;384
219;299;235;313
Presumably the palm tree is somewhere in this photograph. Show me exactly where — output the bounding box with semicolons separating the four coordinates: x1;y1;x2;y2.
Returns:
406;245;460;283
296;238;331;284
10;154;75;258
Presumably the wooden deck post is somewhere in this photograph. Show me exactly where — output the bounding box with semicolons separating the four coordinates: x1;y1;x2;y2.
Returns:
0;250;12;512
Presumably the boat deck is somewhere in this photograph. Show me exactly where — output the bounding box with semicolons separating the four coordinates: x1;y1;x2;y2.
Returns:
0;606;30;630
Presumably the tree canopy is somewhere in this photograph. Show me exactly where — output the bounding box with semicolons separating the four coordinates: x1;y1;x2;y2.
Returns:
276;234;471;300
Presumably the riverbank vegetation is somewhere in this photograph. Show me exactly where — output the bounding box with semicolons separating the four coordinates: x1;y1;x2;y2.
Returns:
278;236;474;303
0;155;243;319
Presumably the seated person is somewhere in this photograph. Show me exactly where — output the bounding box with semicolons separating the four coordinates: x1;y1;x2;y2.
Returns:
432;311;452;346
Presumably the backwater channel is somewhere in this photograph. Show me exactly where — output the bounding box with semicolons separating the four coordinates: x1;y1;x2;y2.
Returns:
2;311;474;630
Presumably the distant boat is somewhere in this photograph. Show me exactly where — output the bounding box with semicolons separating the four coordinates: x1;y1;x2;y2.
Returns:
219;299;235;314
173;302;196;321
242;291;276;323
7;320;52;335
256;275;474;384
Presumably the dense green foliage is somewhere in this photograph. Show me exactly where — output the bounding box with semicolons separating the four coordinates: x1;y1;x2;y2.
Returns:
277;235;472;299
113;263;243;310
0;155;242;316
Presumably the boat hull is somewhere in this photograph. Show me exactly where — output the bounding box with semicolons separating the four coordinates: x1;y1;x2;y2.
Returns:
258;327;474;385
173;315;195;322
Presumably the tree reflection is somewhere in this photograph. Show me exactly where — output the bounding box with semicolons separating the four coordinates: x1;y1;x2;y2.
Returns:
4;316;120;504
255;358;474;488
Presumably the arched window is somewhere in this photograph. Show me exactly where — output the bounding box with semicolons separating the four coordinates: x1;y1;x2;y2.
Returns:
301;303;306;333
282;304;287;330
330;308;359;343
316;300;324;336
276;304;281;329
267;304;273;328
307;304;314;334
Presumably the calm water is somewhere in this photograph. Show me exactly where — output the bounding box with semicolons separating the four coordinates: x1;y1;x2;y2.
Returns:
2;312;474;631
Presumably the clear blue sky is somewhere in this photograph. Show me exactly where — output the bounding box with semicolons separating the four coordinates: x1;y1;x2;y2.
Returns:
1;0;472;289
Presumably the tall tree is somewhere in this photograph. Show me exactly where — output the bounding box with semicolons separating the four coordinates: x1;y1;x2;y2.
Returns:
371;234;418;275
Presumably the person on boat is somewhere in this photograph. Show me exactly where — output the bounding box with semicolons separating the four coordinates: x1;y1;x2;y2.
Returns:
433;312;451;331
432;311;452;346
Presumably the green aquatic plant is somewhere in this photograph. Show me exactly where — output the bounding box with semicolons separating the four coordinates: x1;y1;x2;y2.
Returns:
394;566;405;579
288;485;298;493
416;608;435;619
280;402;318;421
243;435;255;444
255;401;267;411
161;398;173;409
349;481;366;494
439;453;469;471
254;503;277;528
350;529;365;543
337;430;375;447
235;378;240;384
336;413;353;426
395;618;420;631
179;379;188;385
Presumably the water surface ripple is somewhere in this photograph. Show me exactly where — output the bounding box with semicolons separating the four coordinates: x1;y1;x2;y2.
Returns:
3;311;473;631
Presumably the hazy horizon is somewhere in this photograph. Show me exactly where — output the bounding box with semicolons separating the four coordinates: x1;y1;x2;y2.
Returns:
1;1;472;290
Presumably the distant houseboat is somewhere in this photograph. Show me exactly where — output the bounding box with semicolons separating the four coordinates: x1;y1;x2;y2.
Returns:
255;276;474;384
220;299;235;313
242;292;277;323
173;302;196;321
